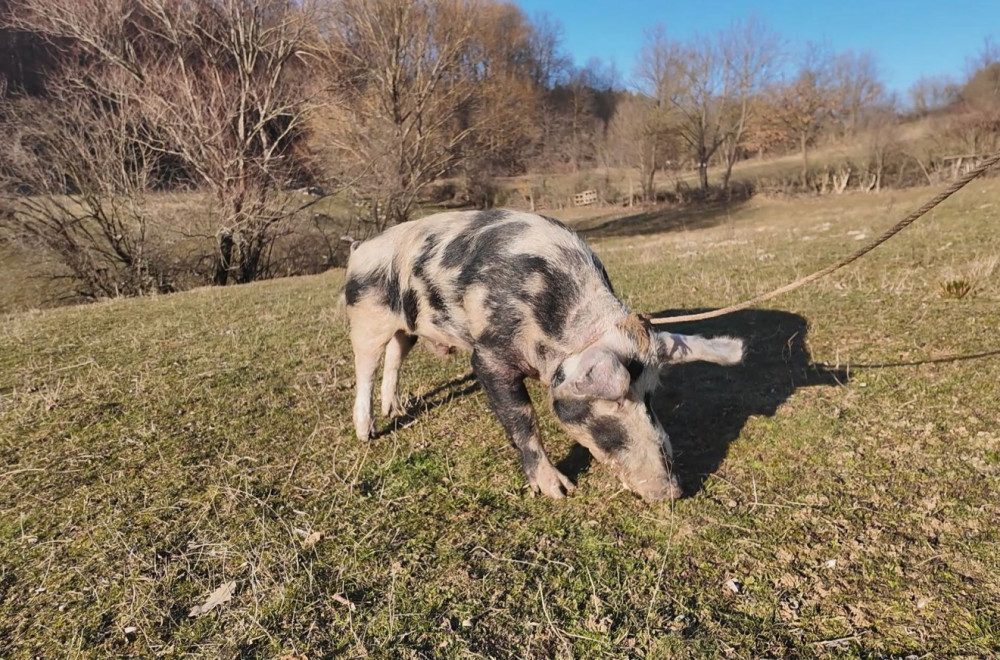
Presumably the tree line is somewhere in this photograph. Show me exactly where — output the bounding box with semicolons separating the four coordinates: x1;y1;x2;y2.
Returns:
1;0;997;300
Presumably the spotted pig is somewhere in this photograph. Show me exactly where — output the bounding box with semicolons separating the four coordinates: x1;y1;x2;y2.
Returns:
343;210;743;501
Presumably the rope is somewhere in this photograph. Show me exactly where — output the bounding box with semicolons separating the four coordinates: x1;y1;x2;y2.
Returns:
648;153;1000;325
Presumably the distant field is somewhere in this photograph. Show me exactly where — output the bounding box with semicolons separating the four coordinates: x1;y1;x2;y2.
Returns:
0;123;940;317
2;177;999;658
494;125;919;213
0;191;361;315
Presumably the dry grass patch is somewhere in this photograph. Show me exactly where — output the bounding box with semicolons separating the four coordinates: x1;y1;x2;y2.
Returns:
2;179;1000;658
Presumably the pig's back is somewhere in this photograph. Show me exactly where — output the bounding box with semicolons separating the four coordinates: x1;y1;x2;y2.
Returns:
345;210;618;353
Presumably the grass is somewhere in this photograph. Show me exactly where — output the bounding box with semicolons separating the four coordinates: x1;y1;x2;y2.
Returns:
2;177;1000;659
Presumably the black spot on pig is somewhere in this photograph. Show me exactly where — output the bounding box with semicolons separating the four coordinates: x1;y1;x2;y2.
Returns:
448;222;530;285
441;214;513;270
385;261;402;313
475;209;511;224
471;251;579;342
519;446;541;478
403;289;420;331
555;244;613;294
519;256;577;339
626;359;644;382
553;398;591;426
411;233;440;279
592;253;614;292
344;265;390;307
425;282;448;314
589;417;629;454
504;405;536;444
541;214;569;230
344;275;364;306
472;350;540;475
409;234;452;326
476;307;526;360
551;365;566;388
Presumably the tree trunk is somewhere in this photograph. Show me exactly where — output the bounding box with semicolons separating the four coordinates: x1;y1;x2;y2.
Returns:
214;231;234;286
240;234;265;283
698;161;709;191
721;151;735;191
800;131;810;185
642;165;656;203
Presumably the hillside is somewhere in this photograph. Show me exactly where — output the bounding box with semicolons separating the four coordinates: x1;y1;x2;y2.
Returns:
2;179;1000;658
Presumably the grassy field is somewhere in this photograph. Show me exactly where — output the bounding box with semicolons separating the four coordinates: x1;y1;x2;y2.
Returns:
2;178;1000;658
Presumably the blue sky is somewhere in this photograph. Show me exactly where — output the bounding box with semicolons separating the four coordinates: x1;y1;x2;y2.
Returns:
515;0;999;96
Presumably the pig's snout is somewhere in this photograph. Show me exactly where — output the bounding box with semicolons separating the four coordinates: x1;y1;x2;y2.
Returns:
623;471;682;502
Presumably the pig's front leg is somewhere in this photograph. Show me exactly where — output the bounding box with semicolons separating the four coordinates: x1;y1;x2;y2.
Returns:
472;351;575;499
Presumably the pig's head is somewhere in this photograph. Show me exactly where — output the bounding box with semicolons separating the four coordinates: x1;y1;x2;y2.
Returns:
550;317;744;501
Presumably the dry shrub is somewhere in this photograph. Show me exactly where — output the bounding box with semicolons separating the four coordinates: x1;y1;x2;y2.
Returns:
938;256;999;299
1;88;175;300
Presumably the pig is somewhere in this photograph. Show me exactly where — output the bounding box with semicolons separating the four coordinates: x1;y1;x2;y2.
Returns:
343;209;743;501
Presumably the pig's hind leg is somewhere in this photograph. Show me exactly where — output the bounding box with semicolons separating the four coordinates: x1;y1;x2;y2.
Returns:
380;330;417;418
350;315;398;440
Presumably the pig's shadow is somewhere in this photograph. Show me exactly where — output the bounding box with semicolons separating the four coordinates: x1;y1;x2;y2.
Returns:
374;372;480;439
377;309;847;499
557;308;849;497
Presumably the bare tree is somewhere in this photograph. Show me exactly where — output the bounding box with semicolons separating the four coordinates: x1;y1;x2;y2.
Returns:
962;61;1000;115
1;74;170;299
908;75;960;115
568;67;596;171
719;17;781;190
639;28;731;192
319;0;506;229
674;40;732;191
630;27;683;200
942;59;1000;158
964;34;1000;79
461;2;548;178
832;50;884;137
770;44;839;182
549;59;618;171
607;93;678;203
526;11;571;88
9;0;319;286
859;105;901;192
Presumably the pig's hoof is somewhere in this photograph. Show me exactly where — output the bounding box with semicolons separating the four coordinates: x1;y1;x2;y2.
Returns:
381;396;405;418
532;466;576;499
353;419;374;441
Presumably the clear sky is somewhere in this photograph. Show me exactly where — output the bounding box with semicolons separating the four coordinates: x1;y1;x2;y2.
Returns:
514;0;999;96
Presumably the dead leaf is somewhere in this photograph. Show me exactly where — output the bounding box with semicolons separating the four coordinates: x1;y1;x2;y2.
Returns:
723;578;741;594
303;531;324;548
846;604;871;627
188;581;236;617
332;593;356;611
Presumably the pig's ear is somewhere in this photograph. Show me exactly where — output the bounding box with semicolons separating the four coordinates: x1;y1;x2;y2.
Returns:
552;346;630;401
652;331;744;365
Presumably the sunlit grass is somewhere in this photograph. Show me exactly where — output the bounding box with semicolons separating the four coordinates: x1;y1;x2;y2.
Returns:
2;177;999;658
